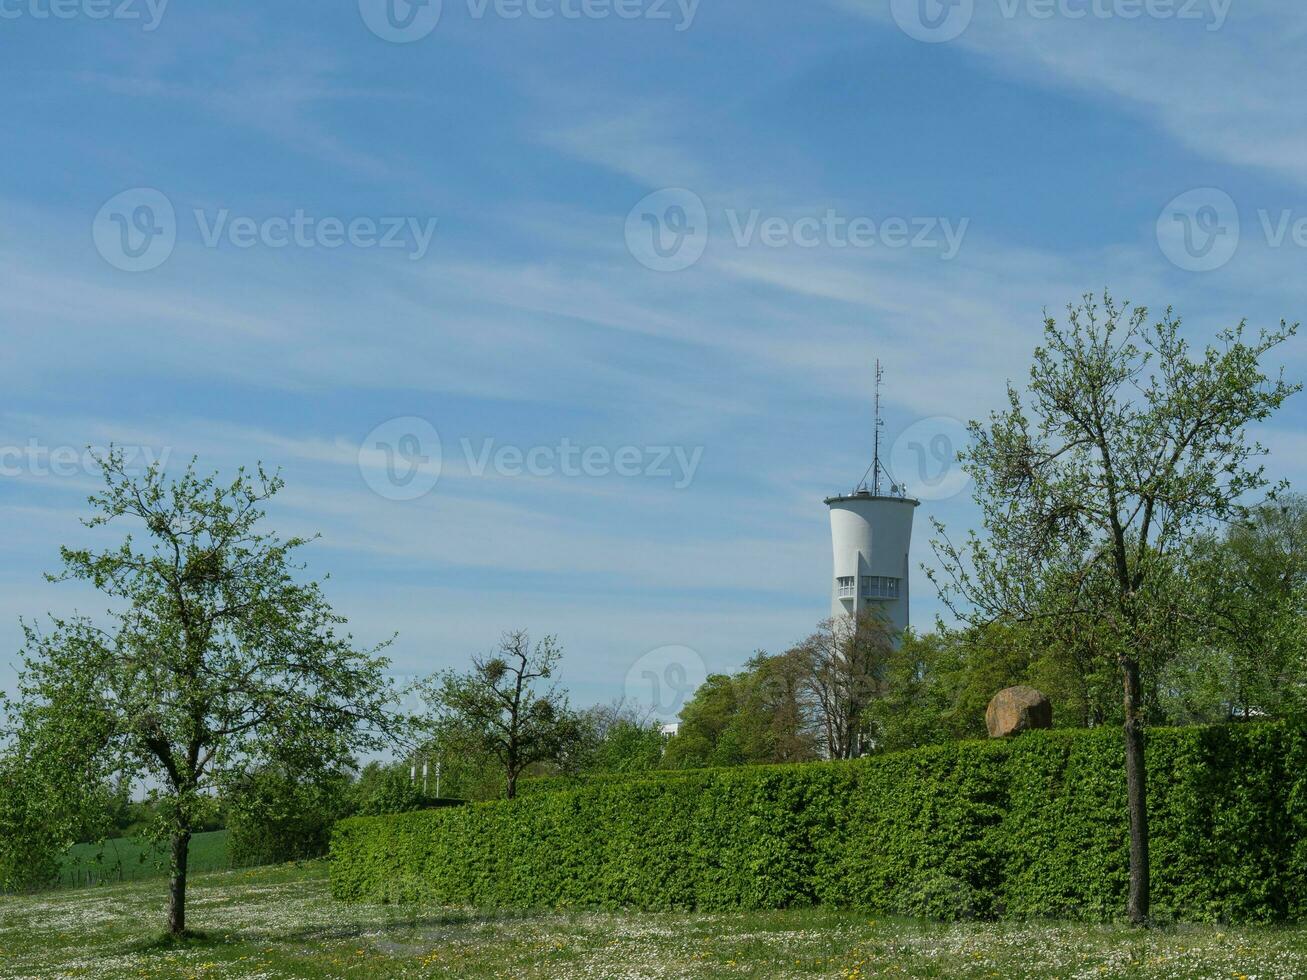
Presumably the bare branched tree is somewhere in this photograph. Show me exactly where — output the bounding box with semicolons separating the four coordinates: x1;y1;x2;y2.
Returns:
426;630;581;799
793;613;894;759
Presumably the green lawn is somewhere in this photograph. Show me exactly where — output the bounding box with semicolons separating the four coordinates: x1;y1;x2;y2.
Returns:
2;860;1305;979
58;830;233;888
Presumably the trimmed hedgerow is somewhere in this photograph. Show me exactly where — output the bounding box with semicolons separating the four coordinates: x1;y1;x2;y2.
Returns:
515;769;696;796
330;723;1307;923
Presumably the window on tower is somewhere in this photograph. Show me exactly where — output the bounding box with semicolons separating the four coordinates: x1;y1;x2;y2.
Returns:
861;576;900;599
836;576;856;599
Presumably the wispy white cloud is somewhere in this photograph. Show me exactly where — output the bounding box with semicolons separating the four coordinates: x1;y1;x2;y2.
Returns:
828;0;1307;187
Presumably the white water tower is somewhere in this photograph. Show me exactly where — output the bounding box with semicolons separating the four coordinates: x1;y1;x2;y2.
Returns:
825;362;919;635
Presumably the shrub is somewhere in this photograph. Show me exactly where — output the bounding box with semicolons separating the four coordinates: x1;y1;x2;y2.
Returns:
348;763;428;817
227;767;351;866
331;722;1306;923
0;751;89;893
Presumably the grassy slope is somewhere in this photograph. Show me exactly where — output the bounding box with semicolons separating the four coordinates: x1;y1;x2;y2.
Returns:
1;862;1306;979
58;830;232;888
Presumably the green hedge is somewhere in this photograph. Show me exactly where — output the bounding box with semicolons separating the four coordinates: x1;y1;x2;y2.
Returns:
331;723;1307;923
515;772;659;796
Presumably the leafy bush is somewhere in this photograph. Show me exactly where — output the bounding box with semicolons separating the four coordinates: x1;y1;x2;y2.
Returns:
0;749;101;893
348;762;429;817
0;778;61;892
227;767;351;866
331;723;1307;923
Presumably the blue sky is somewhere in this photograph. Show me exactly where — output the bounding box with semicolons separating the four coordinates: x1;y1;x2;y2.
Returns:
1;0;1304;717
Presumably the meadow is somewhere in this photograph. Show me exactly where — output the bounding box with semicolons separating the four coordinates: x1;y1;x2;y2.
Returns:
57;830;233;889
2;860;1306;979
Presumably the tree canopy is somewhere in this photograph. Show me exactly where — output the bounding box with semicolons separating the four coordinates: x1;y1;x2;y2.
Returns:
930;294;1299;923
5;451;401;932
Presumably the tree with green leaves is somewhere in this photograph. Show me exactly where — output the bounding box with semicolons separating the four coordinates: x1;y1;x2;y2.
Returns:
1186;494;1307;720
424;630;582;799
738;649;819;763
930;294;1298;924
661;672;739;768
864;630;970;752
6;451;401;934
661;650;818;769
574;703;667;775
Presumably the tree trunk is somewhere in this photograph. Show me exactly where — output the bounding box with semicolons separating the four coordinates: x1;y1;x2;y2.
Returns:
506;770;517;800
1121;654;1150;925
167;830;191;936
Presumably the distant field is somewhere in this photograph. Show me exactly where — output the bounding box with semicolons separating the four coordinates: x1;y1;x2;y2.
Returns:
3;860;1307;979
58;829;232;888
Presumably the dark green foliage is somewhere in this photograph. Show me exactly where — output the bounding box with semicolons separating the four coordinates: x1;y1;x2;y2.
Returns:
1180;496;1307;723
348;762;429;817
226;767;352;866
662;650;818;770
332;723;1307;923
0;758;63;892
573;711;667;776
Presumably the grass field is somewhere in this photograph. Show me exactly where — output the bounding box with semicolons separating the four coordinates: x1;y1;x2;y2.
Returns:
58;830;232;889
2;862;1307;978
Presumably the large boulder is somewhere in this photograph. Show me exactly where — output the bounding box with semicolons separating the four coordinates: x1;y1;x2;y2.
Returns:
985;686;1052;738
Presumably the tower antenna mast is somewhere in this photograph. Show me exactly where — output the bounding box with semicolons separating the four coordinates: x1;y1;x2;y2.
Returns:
872;360;883;496
856;360;898;496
